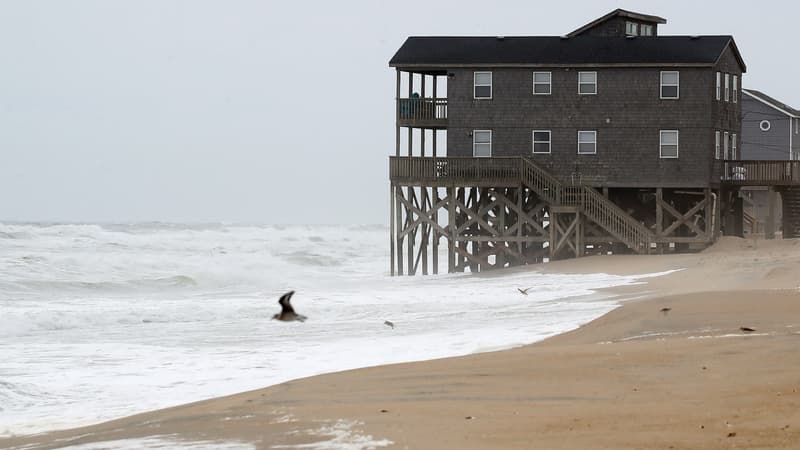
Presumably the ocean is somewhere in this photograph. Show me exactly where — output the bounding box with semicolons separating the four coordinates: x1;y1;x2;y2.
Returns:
0;223;662;438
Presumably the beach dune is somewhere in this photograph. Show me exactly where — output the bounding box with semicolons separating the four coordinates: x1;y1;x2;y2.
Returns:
4;237;800;450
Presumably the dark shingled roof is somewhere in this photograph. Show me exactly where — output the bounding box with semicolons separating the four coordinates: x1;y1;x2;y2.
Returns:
743;89;800;117
389;36;745;70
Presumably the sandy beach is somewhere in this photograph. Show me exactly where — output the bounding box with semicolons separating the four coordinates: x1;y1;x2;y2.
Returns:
4;237;800;450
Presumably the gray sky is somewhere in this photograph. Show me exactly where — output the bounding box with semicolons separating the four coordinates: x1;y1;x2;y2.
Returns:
1;0;797;224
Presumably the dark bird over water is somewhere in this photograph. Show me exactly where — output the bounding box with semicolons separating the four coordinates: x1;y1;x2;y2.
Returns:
660;307;672;315
272;291;307;322
740;326;756;333
517;288;530;296
384;320;395;329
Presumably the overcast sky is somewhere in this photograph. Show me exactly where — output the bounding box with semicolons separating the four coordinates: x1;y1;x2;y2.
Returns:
1;0;797;224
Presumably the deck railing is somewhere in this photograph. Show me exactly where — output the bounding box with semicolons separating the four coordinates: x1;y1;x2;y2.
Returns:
390;156;654;253
721;160;800;185
391;156;519;184
397;98;447;124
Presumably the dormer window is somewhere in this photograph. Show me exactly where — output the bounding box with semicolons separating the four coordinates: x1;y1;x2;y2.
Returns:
625;21;638;36
641;24;653;36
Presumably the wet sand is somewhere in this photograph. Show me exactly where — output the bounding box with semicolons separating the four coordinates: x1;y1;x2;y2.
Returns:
4;237;800;450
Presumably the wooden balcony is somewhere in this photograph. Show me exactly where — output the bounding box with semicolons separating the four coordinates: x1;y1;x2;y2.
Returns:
390;156;519;186
397;98;447;129
720;160;800;186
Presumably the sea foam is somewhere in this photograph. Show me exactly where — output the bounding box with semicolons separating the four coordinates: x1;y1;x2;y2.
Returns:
0;222;659;437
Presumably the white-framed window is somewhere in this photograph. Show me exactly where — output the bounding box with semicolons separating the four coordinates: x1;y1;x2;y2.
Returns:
733;75;738;103
723;131;729;159
660;130;679;158
625;21;638;36
474;72;492;99
795;118;798;134
532;130;551;154
732;133;738;160
724;73;730;102
533;72;551;95
716;72;721;101
715;130;721;159
760;120;771;132
473;130;492;157
660;71;679;99
641;24;653;36
578;71;597;95
577;130;597;154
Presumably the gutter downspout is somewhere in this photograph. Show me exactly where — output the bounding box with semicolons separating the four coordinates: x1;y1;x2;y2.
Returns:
710;192;718;241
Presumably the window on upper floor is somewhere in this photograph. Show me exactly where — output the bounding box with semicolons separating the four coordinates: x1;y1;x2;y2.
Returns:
715;131;721;160
660;130;679;158
723;131;729;159
532;130;551;154
578;72;597;95
724;74;730;102
577;131;597;154
533;72;551;95
760;120;771;132
716;72;721;101
473;130;492;157
660;71;679;99
795;118;798;134
625;21;638;36
733;75;738;103
732;133;738;160
474;72;492;99
641;24;653;36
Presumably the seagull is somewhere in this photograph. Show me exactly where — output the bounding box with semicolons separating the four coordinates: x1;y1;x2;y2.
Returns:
739;327;756;333
660;307;671;315
384;320;395;329
517;288;530;296
272;291;307;322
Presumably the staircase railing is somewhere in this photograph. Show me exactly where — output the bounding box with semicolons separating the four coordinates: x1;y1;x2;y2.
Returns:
519;158;653;253
388;156;655;253
575;184;652;252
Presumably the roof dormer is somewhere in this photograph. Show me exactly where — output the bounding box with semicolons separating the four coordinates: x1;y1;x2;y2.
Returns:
566;9;667;38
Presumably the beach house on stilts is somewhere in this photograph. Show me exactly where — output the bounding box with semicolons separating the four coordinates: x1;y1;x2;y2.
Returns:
388;9;800;275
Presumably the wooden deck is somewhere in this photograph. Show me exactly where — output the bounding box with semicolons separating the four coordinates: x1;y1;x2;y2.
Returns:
720;160;800;186
392;157;800;188
397;98;447;129
391;156;653;260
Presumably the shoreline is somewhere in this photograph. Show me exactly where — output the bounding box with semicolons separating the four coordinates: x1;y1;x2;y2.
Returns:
4;237;800;449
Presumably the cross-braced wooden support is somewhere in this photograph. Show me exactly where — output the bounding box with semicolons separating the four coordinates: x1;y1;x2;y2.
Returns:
392;184;552;275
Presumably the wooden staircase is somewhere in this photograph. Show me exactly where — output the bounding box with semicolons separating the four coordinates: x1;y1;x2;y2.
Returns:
519;158;653;254
389;155;655;256
782;187;800;238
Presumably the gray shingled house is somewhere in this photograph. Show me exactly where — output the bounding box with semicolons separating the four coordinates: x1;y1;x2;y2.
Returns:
387;9;800;275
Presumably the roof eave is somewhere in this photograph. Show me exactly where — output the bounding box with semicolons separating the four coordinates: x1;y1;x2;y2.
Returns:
742;90;799;118
390;62;716;69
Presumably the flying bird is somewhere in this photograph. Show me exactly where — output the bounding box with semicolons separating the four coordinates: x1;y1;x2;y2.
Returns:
272;291;307;322
739;327;756;333
384;320;395;329
517;288;531;296
660;307;671;315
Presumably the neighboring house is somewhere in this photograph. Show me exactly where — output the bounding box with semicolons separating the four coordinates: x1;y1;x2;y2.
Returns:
738;89;800;237
741;89;800;160
390;8;746;188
